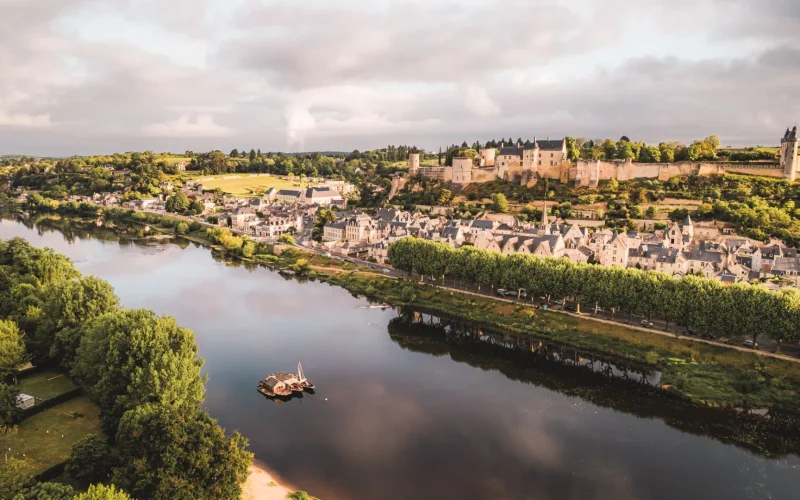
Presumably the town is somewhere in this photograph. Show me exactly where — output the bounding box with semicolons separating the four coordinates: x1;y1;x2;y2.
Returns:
37;154;799;291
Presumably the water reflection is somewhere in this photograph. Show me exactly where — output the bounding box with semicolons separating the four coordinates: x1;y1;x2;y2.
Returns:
388;310;800;459
3;213;800;500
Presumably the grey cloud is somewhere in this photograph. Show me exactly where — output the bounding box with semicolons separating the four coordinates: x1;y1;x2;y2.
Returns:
1;0;799;156
218;1;620;88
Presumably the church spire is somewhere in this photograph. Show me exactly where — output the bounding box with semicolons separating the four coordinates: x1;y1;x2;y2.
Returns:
539;203;549;233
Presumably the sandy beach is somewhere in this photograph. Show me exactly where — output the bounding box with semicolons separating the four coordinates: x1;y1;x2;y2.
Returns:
242;462;294;500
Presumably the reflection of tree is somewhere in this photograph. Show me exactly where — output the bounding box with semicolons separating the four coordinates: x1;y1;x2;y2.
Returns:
387;312;800;458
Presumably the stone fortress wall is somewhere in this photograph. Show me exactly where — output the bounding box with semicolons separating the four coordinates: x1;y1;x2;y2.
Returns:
408;126;800;188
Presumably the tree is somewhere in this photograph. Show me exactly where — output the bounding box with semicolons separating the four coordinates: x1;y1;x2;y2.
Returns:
565;136;580;161
12;482;77;500
36;277;118;369
72;309;205;433
638;145;662;163
74;484;132;500
0;382;19;427
229;149;239;158
175;222;189;235
114;404;251;500
65;434;115;486
189;200;204;214
645;206;658;218
0;320;27;382
165;192;190;213
491;193;509;213
293;258;310;275
278;234;295;245
0;457;33;499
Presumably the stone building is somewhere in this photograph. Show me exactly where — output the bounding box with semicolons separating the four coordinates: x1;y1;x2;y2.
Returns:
408;127;799;187
781;126;799;181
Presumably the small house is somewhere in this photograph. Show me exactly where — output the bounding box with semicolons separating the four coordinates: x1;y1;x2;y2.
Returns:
263;376;288;393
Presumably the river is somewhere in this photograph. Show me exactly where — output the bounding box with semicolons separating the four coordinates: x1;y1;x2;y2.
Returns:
2;216;799;500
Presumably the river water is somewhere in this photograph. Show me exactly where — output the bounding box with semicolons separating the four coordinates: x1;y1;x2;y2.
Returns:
2;216;799;500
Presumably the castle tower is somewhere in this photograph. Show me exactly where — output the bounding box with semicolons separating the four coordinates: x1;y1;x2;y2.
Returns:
408;153;420;176
781;126;799;181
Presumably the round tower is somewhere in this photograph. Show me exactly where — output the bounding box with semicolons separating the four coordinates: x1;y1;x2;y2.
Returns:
781;126;798;181
408;153;420;176
479;148;496;167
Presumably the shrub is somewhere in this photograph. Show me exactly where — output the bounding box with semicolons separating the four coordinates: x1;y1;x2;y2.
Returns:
65;434;114;485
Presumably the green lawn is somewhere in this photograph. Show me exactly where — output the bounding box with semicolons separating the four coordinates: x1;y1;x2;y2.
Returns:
197;174;319;196
2;396;103;474
17;371;78;400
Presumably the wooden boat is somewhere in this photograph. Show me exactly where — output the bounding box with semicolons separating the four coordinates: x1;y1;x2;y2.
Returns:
274;372;304;393
297;362;315;391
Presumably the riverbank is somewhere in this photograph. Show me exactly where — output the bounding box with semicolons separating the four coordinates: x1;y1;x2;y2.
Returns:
7;208;800;415
242;462;293;500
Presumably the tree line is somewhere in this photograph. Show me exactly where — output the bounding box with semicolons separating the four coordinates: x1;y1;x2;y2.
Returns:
387;237;800;344
0;238;252;499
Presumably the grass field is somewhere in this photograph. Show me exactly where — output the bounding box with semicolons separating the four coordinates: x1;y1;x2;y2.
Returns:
3;396;103;474
17;371;78;400
197;174;319;196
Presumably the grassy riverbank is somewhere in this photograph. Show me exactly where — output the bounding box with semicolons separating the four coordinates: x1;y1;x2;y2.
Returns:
319;270;800;412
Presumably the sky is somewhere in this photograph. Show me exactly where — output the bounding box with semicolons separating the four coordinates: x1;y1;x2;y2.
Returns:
1;0;799;156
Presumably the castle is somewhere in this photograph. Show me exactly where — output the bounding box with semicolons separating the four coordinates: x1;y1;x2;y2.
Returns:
409;126;800;187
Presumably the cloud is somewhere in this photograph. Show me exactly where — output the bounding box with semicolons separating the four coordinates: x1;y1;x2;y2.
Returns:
0;0;798;155
461;83;500;117
142;114;233;137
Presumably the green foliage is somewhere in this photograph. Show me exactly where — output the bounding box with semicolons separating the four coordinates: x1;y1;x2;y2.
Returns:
175;222;189;235
0;382;19;427
165;191;190;213
0;320;27;379
491;193;509;213
0;457;33;498
293;258;310;275
113;404;252;500
12;481;77;500
206;228;244;251
278;234;295;245
388;238;800;344
74;484;132;500
72;309;205;433
65;433;114;486
287;492;319;500
36;277;119;367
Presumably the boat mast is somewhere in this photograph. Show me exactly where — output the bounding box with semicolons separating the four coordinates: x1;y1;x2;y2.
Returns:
298;362;306;383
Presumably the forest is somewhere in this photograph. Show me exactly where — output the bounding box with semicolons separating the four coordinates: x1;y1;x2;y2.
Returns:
0;238;252;499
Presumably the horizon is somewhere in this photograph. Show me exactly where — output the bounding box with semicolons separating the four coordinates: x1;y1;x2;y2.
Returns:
1;0;799;156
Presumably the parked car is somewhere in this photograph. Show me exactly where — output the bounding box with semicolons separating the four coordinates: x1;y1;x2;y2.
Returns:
594;307;604;314
742;340;759;349
565;304;578;312
518;290;528;299
382;269;391;274
553;299;565;306
683;328;697;336
496;289;508;297
640;320;654;328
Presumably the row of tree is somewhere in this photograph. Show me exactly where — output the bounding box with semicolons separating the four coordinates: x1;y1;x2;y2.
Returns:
387;238;800;343
0;237;252;499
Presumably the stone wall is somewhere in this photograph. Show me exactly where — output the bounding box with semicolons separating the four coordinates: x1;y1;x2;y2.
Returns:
572;159;783;187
